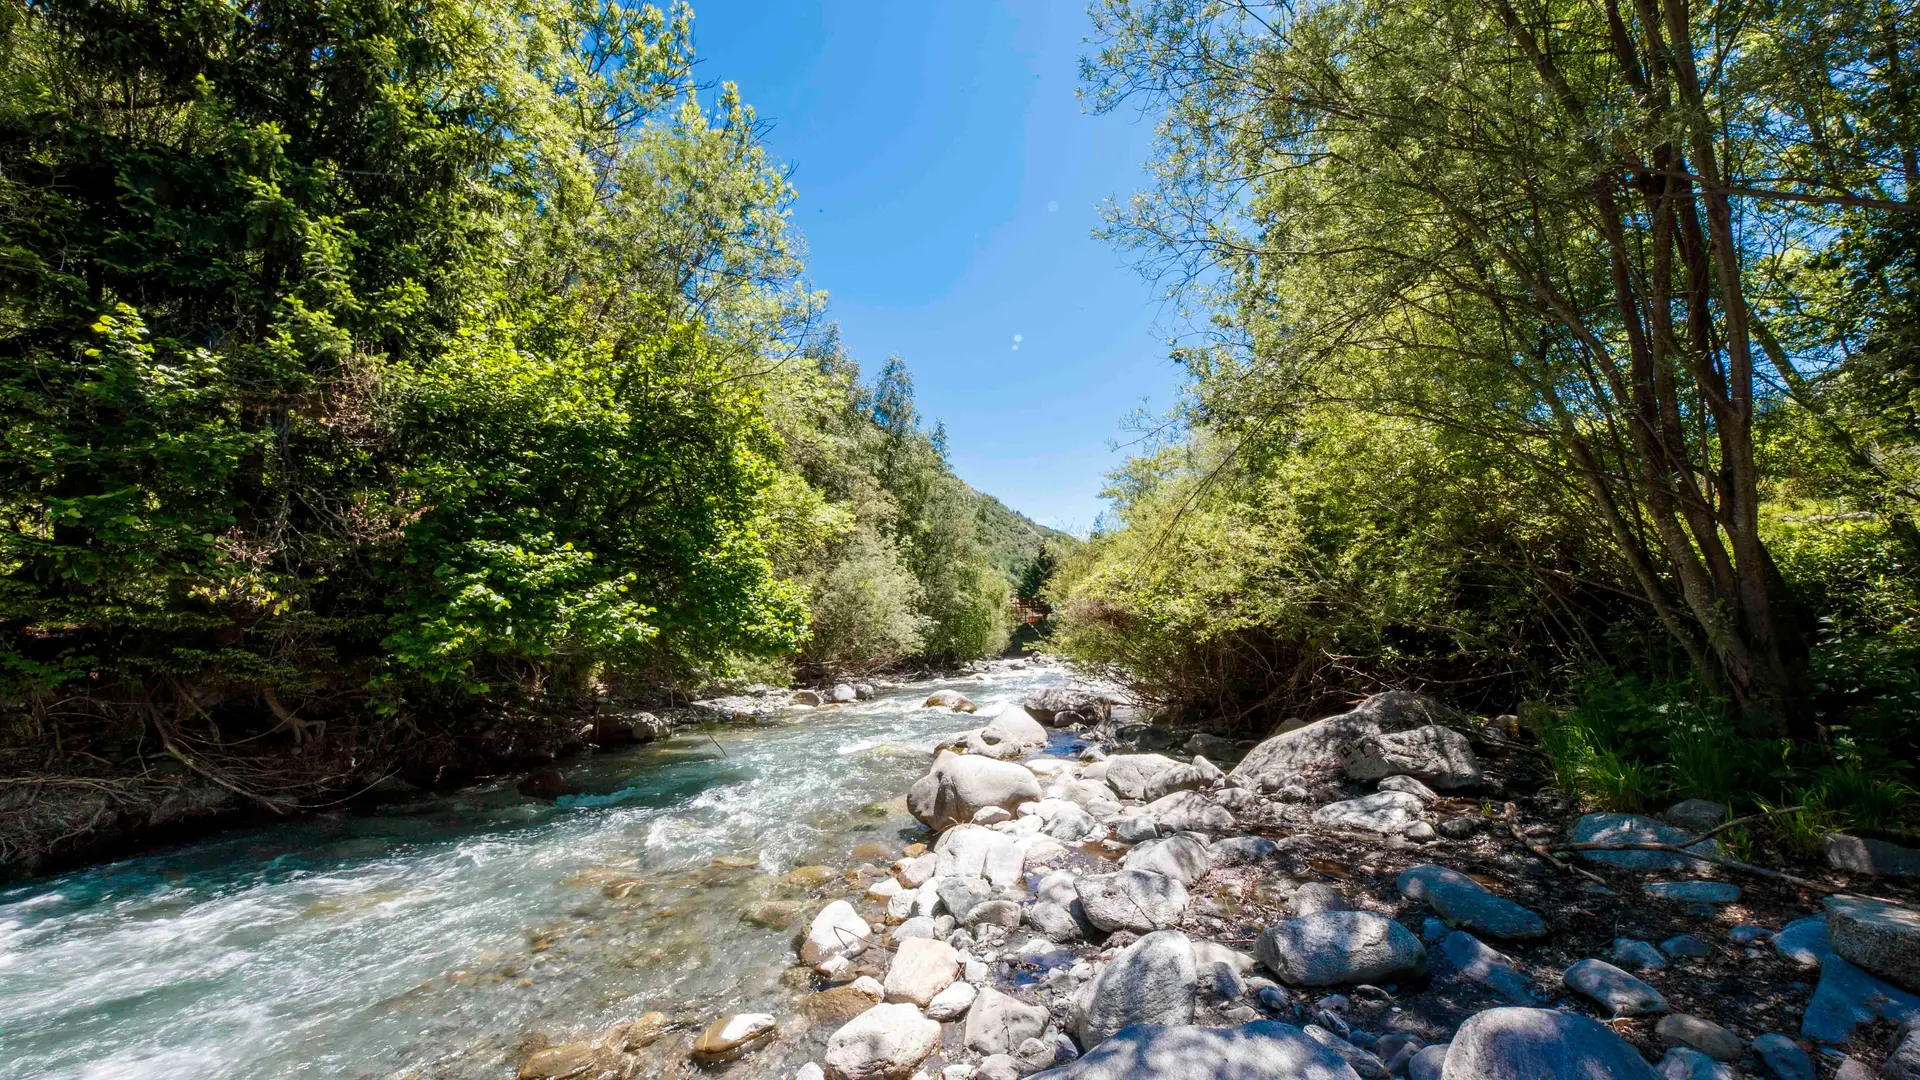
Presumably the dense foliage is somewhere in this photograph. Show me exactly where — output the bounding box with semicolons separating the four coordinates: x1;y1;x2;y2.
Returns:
0;0;1057;852
1057;0;1918;824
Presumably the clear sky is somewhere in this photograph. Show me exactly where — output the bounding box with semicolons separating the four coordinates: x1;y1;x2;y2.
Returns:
685;1;1183;534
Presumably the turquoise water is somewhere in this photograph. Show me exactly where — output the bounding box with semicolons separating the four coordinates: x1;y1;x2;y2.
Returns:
0;666;1070;1079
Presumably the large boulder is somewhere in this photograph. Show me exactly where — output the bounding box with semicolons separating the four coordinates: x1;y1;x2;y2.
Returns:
1023;687;1108;720
1255;911;1427;987
1341;725;1481;790
824;1003;942;1080
924;689;977;712
986;707;1050;746
1030;1021;1362;1080
1142;763;1213;802
1311;791;1426;835
908;751;1043;833
1231;692;1451;789
1569;813;1720;870
1826;895;1920;992
1076;870;1189;933
801;900;873;967
1439;1007;1661;1080
965;987;1050;1056
1071;930;1199;1046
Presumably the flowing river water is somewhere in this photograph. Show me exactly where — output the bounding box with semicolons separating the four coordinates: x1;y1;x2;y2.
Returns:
0;664;1077;1080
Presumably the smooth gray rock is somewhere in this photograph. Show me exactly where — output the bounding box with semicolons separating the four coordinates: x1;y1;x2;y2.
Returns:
892;916;938;942
1143;763;1212;802
1230;692;1452;788
966;900;1022;928
1032;1021;1363;1080
1438;817;1483;840
1210;836;1282;867
1661;935;1711;958
1408;1045;1447;1080
1311;790;1426;835
1823;833;1920;878
1076;870;1188;933
964;987;1050;1056
1730;924;1774;944
1664;799;1730;833
1256;911;1427;987
936;877;990;922
823;1003;942;1080
1104;754;1185;800
1035;870;1080;908
1113;814;1159;844
1775;914;1834;968
1437;931;1532;1003
1290;882;1352;917
1658;1047;1734;1080
1304;1025;1389;1079
1645;881;1741;905
1439;1007;1662;1080
1028;900;1086;942
1563;958;1668;1016
1752;1033;1814;1080
1655;1014;1744;1061
1427;881;1547;942
1043;803;1101;843
936;824;1025;886
1124;833;1212;884
1070;930;1199;1046
1379;775;1439;801
1341;725;1482;790
1886;1019;1920;1080
1801;952;1920;1044
1570;813;1720;870
1145;790;1237;834
1395;864;1485;903
1612;938;1670;971
910;752;1045;833
1828;895;1920;992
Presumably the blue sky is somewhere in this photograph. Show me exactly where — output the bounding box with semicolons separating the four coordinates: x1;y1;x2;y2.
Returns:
686;1;1183;533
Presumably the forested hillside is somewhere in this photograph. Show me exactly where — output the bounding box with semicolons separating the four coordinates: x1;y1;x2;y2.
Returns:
0;0;1038;863
1050;0;1919;835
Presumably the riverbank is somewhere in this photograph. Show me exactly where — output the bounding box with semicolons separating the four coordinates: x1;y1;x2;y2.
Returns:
540;681;1920;1080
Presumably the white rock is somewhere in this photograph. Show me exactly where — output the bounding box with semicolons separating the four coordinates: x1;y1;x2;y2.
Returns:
926;980;978;1021
824;1003;942;1080
803;900;873;967
884;937;961;1007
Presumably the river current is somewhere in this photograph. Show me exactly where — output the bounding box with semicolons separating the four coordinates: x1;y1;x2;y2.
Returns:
0;664;1074;1079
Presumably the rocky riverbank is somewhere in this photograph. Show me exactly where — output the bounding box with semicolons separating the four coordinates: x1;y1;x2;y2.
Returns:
509;673;1920;1080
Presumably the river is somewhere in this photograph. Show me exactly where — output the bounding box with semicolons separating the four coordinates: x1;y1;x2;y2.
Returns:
0;664;1076;1080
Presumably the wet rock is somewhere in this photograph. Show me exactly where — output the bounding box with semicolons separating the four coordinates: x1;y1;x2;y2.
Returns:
885;937;960;1007
691;1013;777;1061
519;1043;596;1079
1775;914;1833;968
1032;1021;1363;1080
806;987;891;1026
1644;881;1740;906
1290;883;1352;917
824;1003;942;1080
830;683;859;703
1076;870;1189;933
1438;930;1533;1003
1443;1007;1662;1080
964;987;1049;1056
1210;835;1282;867
1661;935;1711;958
1827;895;1920;992
924;690;976;712
1427;880;1546;942
1144;790;1237;834
1230;691;1453;790
1752;1033;1814;1080
517;768;573;800
744;899;808;929
1611;938;1669;971
802;901;873;968
1395;864;1484;903
909;752;1044;833
1569;813;1719;870
1123;833;1212;884
1255;911;1426;987
1563;958;1667;1016
1658;1047;1734;1080
1801;952;1920;1044
1823;834;1920;878
1070;929;1198;1046
1663;799;1729;833
1655;1014;1744;1061
794;690;826;706
1341;725;1481;790
927;980;977;1021
1310;791;1426;835
1023;687;1105;720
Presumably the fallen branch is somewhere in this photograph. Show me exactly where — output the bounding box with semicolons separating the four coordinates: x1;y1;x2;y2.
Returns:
1503;802;1608;885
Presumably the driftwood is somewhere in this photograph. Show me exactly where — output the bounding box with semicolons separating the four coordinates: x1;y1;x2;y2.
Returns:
1502;802;1608;884
1547;806;1871;898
